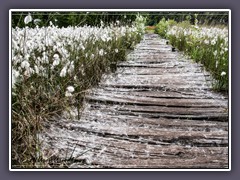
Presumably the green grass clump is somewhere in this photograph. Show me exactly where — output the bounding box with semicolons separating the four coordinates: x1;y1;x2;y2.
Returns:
155;18;177;38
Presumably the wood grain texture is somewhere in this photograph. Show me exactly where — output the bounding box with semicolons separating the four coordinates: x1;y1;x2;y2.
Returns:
40;33;229;169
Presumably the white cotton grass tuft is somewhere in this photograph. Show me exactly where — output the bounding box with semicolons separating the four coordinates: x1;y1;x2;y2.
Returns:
213;50;218;57
34;19;41;25
21;60;30;69
65;86;74;97
65;91;72;97
12;69;20;88
24;13;32;25
60;66;67;77
53;54;60;66
221;71;226;76
215;60;219;68
66;86;75;93
99;49;104;56
91;54;95;59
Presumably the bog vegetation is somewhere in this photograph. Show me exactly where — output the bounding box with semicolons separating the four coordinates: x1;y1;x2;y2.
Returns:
154;17;228;90
11;11;229;168
12;12;146;167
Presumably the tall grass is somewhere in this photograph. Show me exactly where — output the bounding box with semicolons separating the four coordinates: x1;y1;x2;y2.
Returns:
11;14;146;168
154;18;176;38
155;19;229;91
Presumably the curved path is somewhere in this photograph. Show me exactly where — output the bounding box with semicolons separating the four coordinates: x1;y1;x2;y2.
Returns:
40;33;229;169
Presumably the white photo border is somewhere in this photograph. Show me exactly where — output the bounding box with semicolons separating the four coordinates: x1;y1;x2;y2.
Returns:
9;9;231;171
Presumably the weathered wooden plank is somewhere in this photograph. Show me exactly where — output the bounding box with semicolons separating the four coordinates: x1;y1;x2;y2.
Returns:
40;123;228;168
89;87;226;100
105;74;210;81
91;104;226;115
99;84;212;91
79;109;228;131
54;123;227;143
122;59;200;65
101;75;211;87
85;104;228;122
42;119;228;152
86;93;227;108
127;54;178;59
136;45;170;49
117;67;204;75
44;142;228;168
117;63;202;68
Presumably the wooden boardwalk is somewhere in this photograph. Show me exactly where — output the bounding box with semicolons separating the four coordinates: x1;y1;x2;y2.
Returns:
40;33;229;169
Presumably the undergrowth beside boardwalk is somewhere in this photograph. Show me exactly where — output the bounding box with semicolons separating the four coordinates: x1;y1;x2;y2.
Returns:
11;13;146;168
155;18;229;91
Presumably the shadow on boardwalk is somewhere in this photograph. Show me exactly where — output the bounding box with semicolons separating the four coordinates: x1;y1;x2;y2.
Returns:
40;33;229;169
